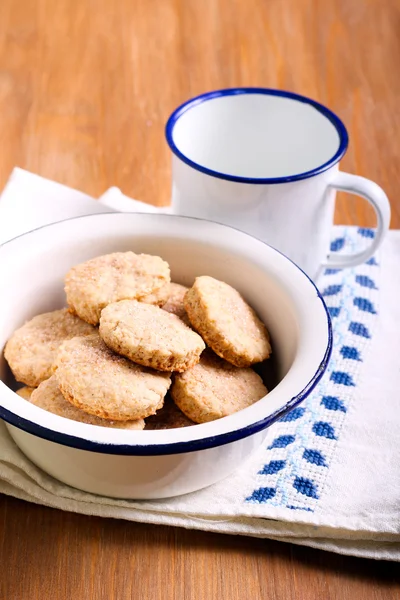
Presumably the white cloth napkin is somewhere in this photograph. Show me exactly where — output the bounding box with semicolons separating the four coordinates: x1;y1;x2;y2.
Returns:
0;168;399;561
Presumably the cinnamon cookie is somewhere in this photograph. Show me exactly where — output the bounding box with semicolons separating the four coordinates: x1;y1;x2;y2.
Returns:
139;283;171;307
54;333;171;421
145;396;194;429
184;276;271;367
65;252;171;325
162;283;190;324
30;376;145;429
4;308;95;387
171;351;268;423
99;300;205;372
16;387;35;400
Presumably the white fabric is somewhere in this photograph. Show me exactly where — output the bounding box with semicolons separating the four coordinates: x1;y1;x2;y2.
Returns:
0;168;398;561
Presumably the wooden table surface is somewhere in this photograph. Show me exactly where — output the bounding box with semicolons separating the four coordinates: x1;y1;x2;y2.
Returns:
0;1;399;598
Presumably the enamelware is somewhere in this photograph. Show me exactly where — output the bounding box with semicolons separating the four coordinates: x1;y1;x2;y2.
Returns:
0;213;331;499
166;88;390;278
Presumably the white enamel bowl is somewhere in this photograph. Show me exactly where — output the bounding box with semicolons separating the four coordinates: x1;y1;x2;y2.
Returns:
0;213;332;499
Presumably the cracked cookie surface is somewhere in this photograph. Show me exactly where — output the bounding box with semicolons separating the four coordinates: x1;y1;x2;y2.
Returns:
99;300;205;372
171;351;268;423
65;251;170;325
54;333;171;420
30;375;145;429
4;308;95;387
184;276;271;367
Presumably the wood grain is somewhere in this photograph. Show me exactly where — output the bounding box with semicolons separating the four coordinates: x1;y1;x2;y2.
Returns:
0;0;399;224
0;0;400;598
0;497;399;600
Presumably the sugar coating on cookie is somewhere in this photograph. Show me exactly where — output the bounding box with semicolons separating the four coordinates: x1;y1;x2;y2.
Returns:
16;387;35;400
145;396;194;430
4;308;96;387
184;276;271;367
65;252;171;325
54;334;171;421
29;376;145;430
171;351;268;423
99;300;205;372
162;283;190;323
139;283;171;307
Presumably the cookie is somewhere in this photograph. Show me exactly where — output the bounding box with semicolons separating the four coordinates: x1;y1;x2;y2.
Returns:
4;308;96;387
139;283;171;307
54;333;171;421
162;283;190;324
184;276;271;367
99;300;205;372
29;376;145;430
65;252;171;325
145;396;194;429
171;351;268;423
16;387;35;400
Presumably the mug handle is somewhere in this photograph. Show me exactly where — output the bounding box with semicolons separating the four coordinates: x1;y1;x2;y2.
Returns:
322;171;391;269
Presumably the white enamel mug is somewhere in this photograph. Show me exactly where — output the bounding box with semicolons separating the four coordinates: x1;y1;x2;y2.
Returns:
166;88;391;278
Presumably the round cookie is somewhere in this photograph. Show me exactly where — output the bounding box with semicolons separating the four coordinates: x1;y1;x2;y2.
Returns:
16;387;35;400
99;300;205;372
54;333;171;421
65;251;171;325
171;351;268;423
184;276;271;367
4;308;96;387
162;283;190;323
29;376;145;430
145;396;194;430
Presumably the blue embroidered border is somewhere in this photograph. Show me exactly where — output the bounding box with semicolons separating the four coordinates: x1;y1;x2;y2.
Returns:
246;227;380;510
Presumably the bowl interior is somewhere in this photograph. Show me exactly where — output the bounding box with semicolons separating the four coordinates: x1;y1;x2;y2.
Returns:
0;213;330;452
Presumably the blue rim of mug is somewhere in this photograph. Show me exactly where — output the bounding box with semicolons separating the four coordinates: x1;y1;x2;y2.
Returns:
165;87;349;184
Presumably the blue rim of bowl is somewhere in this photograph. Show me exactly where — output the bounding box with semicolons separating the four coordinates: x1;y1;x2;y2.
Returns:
0;212;333;455
165;87;349;185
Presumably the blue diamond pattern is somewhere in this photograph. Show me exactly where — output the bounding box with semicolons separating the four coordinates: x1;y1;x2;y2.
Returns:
358;227;375;238
330;371;355;386
340;346;362;361
349;322;371;338
312;421;336;439
246;487;276;503
293;477;319;499
279;407;306;422
303;449;327;467
325;268;341;275
327;306;341;318
322;284;343;296
259;460;286;475
330;237;345;251
355;275;377;289
268;435;296;449
353;297;377;314
321;396;347;412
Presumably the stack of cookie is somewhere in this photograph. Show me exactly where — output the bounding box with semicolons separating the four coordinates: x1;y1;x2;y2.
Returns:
5;251;271;430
